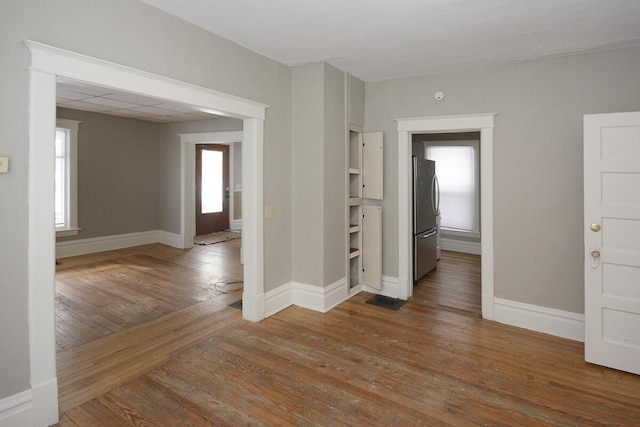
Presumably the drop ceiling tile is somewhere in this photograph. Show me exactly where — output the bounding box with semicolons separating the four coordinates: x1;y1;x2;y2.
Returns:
63;100;116;112
110;109;156;118
85;97;141;109
57;88;93;101
57;82;114;97
130;106;176;115
103;91;164;106
153;102;199;113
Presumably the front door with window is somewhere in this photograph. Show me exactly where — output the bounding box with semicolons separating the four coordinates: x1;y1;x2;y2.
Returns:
196;144;230;235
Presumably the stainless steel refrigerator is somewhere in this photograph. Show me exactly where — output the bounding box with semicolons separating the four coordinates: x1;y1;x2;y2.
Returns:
413;156;440;282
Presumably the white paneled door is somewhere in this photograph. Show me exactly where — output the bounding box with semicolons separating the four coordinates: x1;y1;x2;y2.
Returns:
584;111;640;375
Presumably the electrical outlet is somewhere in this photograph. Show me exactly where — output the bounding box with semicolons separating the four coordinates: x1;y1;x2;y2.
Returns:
0;156;8;173
265;205;273;219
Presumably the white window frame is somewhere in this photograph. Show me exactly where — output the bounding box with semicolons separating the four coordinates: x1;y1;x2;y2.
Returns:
55;118;81;236
425;140;481;237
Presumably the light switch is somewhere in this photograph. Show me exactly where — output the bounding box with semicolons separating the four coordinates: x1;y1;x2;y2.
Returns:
0;156;8;173
265;205;273;219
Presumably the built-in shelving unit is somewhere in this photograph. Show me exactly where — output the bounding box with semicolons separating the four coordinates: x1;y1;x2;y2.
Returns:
348;129;363;289
346;128;384;291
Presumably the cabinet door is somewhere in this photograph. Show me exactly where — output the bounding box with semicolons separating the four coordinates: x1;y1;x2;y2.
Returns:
362;205;382;290
363;131;383;200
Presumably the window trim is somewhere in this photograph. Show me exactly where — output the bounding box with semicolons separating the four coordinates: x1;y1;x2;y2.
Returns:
55;118;81;237
425;139;481;236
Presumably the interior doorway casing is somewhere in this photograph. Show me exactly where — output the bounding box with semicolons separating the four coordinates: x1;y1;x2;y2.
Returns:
180;131;243;248
396;113;496;320
26;41;267;425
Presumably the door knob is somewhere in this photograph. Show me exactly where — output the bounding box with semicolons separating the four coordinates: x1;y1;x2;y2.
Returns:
590;223;601;232
591;250;600;258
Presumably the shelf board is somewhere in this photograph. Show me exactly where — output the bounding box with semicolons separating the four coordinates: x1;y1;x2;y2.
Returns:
349;247;360;259
349;197;361;206
348;168;361;174
349;224;361;233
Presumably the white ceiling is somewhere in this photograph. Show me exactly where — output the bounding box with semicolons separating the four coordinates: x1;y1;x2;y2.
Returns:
56;78;223;123
141;0;640;82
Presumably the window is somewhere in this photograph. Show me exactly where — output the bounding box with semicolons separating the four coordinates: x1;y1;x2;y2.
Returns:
426;141;480;235
55;119;81;236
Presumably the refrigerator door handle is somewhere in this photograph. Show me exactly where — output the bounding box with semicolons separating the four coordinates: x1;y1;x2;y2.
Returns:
412;157;417;232
419;229;437;238
431;174;437;215
434;174;441;215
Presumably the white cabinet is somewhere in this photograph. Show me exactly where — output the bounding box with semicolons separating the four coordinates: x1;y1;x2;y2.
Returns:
362;205;382;289
362;132;383;200
348;129;383;291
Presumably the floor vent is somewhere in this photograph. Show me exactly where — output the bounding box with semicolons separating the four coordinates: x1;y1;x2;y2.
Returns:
365;295;406;311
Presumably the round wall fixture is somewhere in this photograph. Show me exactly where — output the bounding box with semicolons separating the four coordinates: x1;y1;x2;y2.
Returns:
434;91;445;101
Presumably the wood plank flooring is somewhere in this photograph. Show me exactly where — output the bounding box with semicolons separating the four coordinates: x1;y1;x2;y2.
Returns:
416;250;481;316
55;249;640;426
55;240;243;413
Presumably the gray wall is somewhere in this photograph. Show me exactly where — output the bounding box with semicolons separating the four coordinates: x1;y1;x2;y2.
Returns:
323;63;347;285
291;62;347;287
292;63;325;286
56;108;160;241
0;0;292;400
365;46;640;314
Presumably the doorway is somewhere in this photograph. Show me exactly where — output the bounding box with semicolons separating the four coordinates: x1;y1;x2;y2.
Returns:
27;41;266;424
196;144;230;235
412;131;482;316
396;113;495;320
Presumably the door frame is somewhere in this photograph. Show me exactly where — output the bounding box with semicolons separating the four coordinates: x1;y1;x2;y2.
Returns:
26;41;267;424
396;113;496;320
180;131;242;246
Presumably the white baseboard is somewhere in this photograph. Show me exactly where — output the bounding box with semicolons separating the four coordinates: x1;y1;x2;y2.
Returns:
293;277;349;313
231;219;242;230
56;230;160;258
364;276;399;299
264;277;352;317
494;298;585;342
441;237;481;255
0;390;32;427
56;229;187;258
31;379;58;427
157;230;183;249
265;282;293;317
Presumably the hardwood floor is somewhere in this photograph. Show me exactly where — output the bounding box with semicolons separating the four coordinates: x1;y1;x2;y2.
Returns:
55;240;243;413
55;248;640;426
416;250;482;316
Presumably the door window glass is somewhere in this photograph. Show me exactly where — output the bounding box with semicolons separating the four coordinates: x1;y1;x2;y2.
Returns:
201;150;223;213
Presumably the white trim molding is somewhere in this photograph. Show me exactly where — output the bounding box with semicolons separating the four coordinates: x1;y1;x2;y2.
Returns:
179;131;243;249
494;298;585;342
56;230;160;258
265;282;294;317
364;275;399;299
396;113;496;321
55;230;184;258
157;230;183;248
264;277;352;317
440;237;482;255
294;278;350;313
0;390;33;427
26;40;267;424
